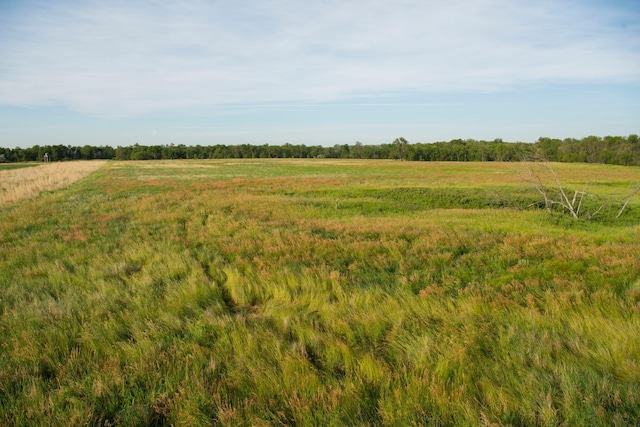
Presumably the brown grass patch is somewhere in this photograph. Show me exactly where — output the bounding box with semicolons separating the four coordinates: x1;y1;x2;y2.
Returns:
0;161;107;204
62;225;88;242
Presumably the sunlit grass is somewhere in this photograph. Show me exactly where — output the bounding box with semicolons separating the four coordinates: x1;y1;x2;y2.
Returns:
1;159;639;425
0;161;107;204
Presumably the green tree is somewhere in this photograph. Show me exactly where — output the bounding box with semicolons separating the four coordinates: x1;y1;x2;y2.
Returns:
392;137;409;161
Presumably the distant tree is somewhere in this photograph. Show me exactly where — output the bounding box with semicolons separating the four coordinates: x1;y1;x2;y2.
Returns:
80;145;94;160
535;137;561;161
350;141;363;159
392;137;409;161
338;144;350;158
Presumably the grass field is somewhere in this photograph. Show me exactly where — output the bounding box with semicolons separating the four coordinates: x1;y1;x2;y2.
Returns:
1;159;639;426
0;161;107;204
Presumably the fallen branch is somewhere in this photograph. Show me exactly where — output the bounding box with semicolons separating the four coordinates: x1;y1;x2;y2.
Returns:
617;184;640;218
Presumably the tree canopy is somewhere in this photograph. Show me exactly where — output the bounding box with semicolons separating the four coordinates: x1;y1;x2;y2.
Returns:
1;135;639;166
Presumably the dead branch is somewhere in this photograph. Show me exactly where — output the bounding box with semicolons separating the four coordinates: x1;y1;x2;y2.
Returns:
617;184;640;218
519;158;616;220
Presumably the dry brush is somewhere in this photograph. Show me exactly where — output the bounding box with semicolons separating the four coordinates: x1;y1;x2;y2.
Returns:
0;161;107;204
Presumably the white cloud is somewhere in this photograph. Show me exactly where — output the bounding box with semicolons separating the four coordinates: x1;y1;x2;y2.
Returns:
0;0;638;117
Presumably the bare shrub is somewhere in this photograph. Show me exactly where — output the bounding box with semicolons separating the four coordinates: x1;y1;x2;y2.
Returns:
520;159;639;220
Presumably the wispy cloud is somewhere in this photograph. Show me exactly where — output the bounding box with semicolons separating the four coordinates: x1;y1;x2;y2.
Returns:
1;0;638;117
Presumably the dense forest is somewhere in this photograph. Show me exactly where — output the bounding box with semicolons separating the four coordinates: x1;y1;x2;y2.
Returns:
1;135;639;165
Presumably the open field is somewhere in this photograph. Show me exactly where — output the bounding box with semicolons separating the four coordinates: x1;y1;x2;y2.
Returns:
0;161;108;204
1;159;639;425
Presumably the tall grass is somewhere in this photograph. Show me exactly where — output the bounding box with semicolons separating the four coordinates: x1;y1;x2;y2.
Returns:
0;161;107;204
1;160;639;425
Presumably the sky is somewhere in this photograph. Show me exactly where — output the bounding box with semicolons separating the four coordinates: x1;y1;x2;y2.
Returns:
1;0;639;148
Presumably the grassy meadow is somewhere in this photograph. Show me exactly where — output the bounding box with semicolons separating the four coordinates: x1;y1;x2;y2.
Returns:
1;159;639;426
0;161;107;204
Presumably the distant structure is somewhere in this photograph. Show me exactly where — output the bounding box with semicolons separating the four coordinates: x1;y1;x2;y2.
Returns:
43;152;50;162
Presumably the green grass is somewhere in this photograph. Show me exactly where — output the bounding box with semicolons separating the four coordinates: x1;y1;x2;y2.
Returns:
0;162;40;171
1;159;639;426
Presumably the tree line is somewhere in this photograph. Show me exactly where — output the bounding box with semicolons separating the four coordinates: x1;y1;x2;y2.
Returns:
1;135;638;165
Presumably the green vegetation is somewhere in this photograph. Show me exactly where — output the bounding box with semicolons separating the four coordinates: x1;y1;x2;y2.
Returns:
1;159;639;425
2;134;640;165
0;163;39;171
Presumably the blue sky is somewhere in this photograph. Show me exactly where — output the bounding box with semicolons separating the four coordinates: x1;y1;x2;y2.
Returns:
1;0;639;148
